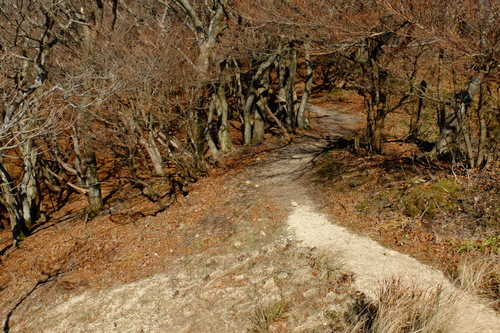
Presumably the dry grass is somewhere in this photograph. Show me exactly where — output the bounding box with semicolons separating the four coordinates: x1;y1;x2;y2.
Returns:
456;257;500;311
348;277;458;333
250;300;289;333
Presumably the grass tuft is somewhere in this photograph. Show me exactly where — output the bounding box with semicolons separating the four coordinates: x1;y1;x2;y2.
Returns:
347;277;458;333
456;257;500;311
250;300;289;332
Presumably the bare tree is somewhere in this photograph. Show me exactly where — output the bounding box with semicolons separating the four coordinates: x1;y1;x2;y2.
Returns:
156;0;231;164
0;1;63;244
384;0;500;167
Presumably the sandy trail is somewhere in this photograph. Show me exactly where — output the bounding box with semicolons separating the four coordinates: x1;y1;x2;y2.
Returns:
256;104;500;332
287;206;500;332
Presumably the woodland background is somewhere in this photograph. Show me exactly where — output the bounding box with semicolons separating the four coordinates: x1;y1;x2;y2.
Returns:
0;0;499;246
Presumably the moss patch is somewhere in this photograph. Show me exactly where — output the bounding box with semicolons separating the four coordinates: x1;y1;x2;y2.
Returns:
401;179;459;219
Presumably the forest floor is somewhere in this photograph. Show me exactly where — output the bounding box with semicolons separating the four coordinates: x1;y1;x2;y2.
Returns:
0;92;499;332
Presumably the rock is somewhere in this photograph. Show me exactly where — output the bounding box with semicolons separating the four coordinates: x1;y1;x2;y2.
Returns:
263;278;276;289
303;288;318;298
233;241;242;248
291;201;298;207
323;291;337;303
233;274;245;282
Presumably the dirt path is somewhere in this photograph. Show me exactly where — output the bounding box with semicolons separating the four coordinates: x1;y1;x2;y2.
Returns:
16;104;500;332
254;104;500;332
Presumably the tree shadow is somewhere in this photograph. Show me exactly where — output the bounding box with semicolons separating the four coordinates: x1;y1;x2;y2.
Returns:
29;212;82;236
3;270;61;333
0;244;12;257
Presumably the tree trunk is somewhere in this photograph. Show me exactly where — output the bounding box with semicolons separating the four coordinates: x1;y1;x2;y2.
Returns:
285;46;298;133
409;80;427;139
216;84;234;153
252;108;265;144
297;42;313;130
277;53;287;124
437;51;446;130
0;155;26;244
243;82;257;145
457;102;475;168
76;103;104;219
243;40;285;145
85;145;103;219
365;90;387;154
252;69;270;144
138;134;166;176
187;105;207;171
19;138;39;229
435;73;484;160
76;5;104;218
206;90;220;160
475;84;487;168
138;107;167;176
367;111;386;154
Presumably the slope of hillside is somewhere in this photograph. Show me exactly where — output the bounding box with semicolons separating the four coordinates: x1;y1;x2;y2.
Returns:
1;97;499;332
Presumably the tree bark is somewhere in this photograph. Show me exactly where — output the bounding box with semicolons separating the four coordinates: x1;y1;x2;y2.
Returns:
19;138;39;229
435;72;484;162
139;107;166;176
243;82;257;146
252;69;270;144
216;84;234;153
475;84;487;168
363;61;388;154
409;80;427;139
285;45;298;134
297;42;313;130
365;93;387;154
243;40;285;145
437;50;446;132
77;4;106;217
0;155;26;244
206;90;220;160
85;146;103;219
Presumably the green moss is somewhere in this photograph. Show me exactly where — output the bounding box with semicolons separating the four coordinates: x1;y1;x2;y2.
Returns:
458;235;499;255
401;179;459;219
358;178;460;220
